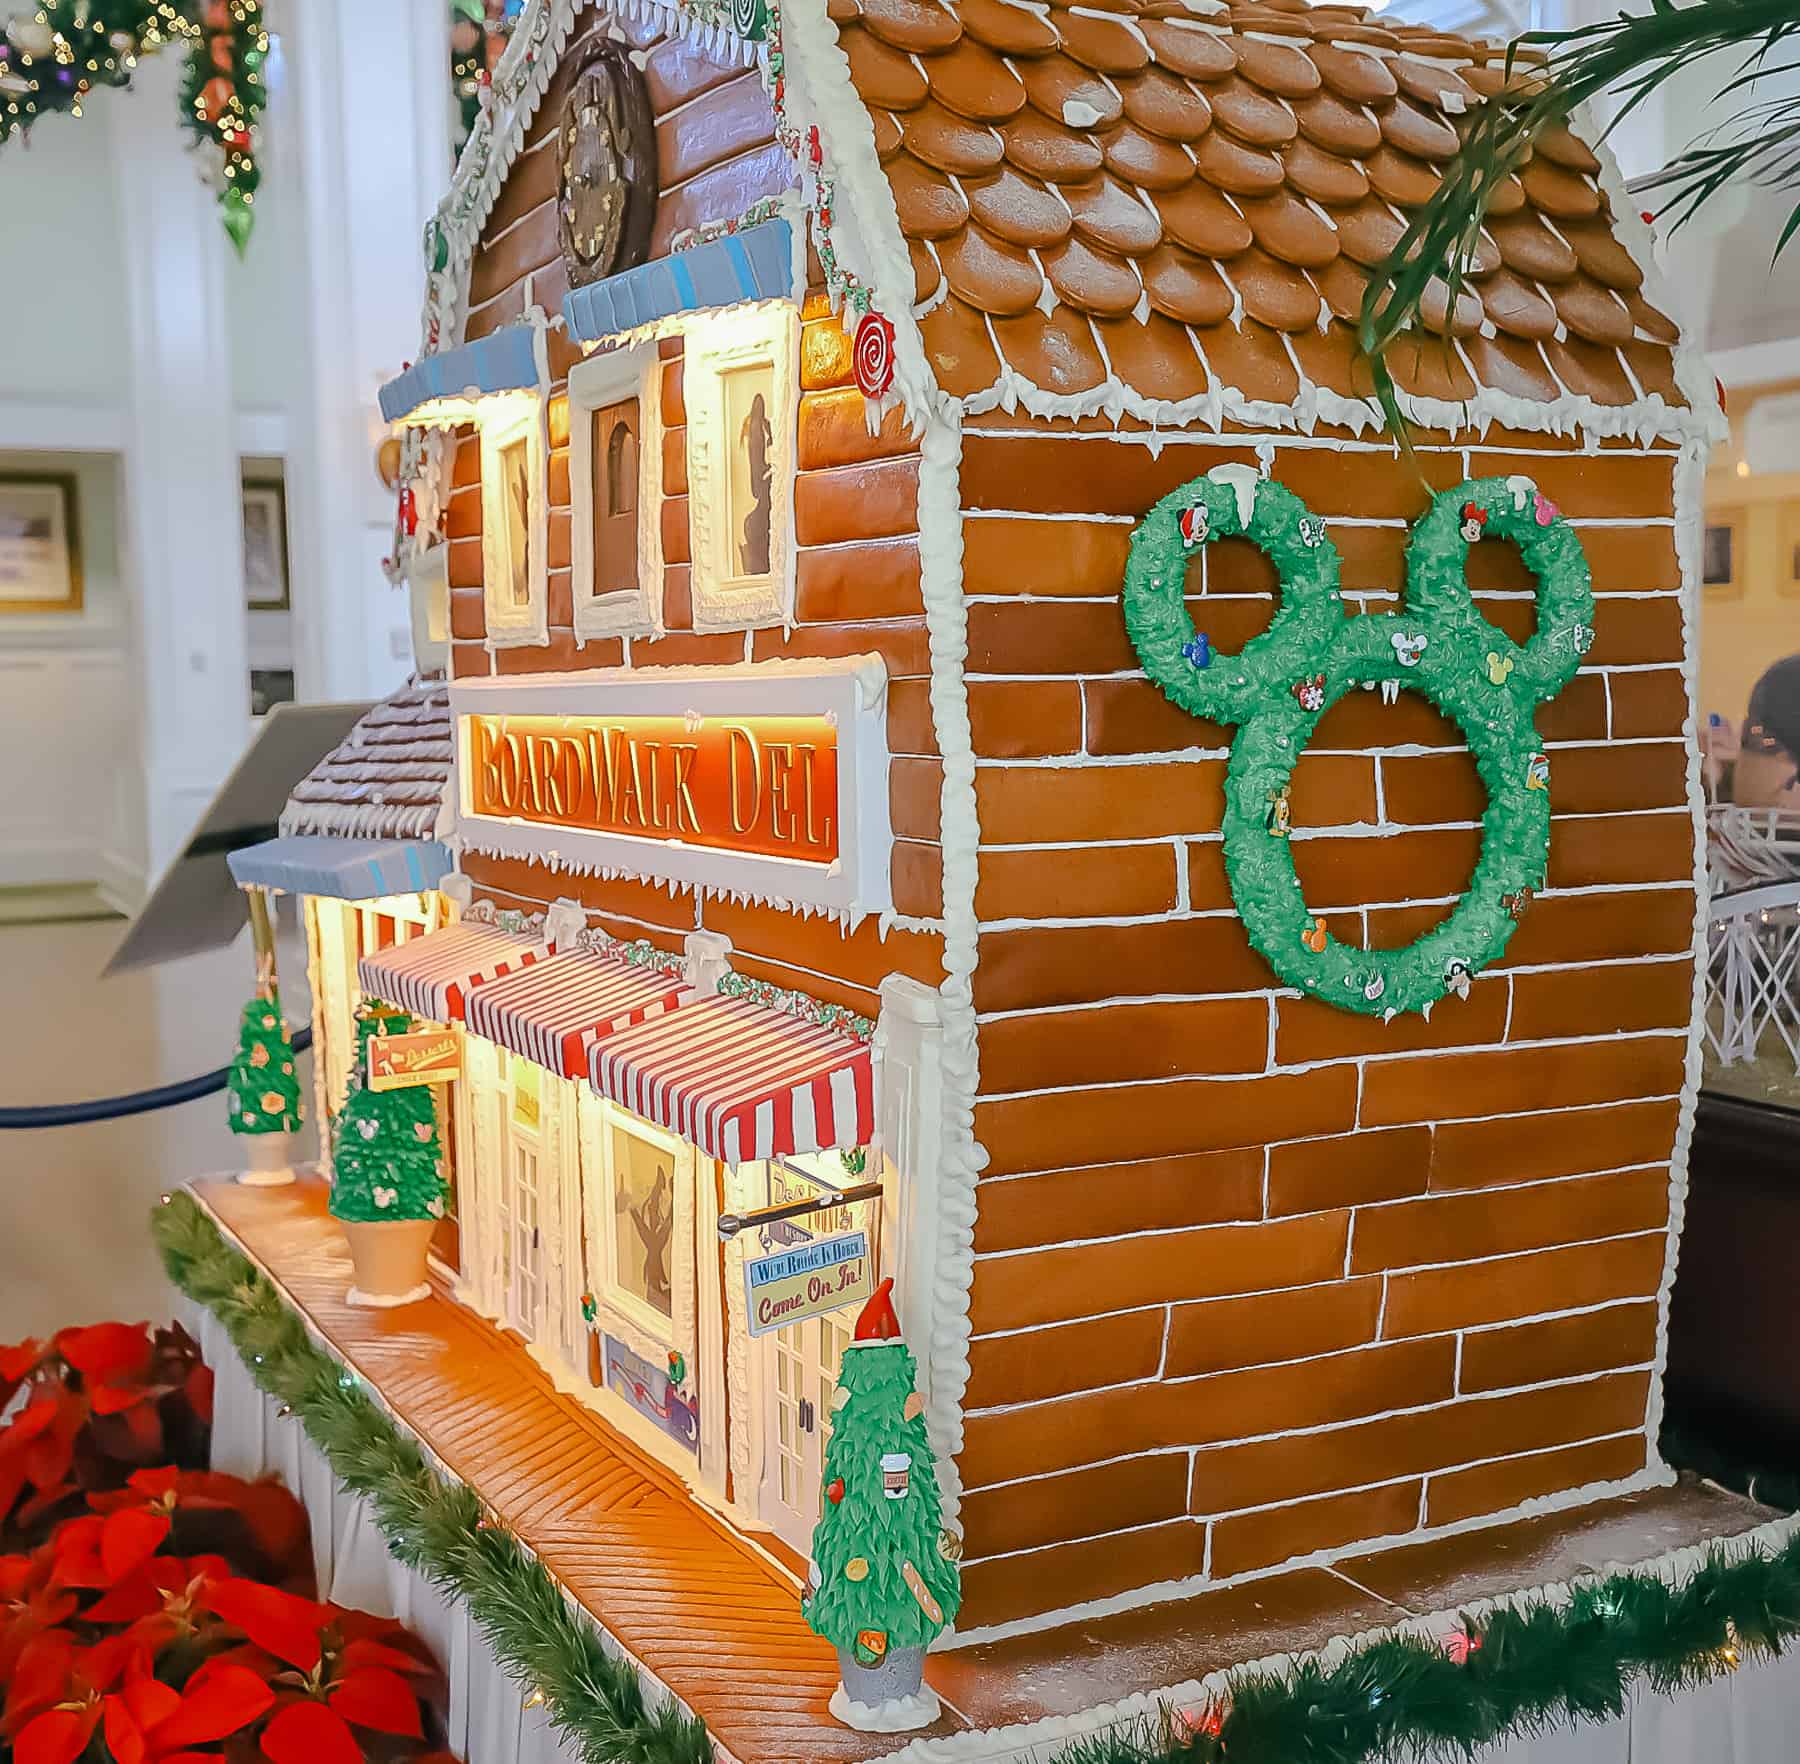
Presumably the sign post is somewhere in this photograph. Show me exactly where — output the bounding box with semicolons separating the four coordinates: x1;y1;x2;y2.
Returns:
744;1231;874;1337
367;1028;462;1092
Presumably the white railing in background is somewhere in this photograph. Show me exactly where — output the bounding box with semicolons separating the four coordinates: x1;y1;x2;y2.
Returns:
1705;807;1800;1076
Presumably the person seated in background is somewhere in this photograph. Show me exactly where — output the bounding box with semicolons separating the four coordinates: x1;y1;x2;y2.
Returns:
1701;712;1740;801
1735;656;1800;810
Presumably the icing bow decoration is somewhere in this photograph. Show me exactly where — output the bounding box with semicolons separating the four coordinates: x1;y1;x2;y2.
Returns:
853;309;896;401
1122;469;1594;1019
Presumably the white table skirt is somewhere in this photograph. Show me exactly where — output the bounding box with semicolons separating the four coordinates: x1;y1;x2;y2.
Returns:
186;1301;580;1764
187;1298;1800;1764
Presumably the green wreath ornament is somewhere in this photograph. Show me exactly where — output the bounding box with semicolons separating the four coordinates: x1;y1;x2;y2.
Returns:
1123;466;1595;1019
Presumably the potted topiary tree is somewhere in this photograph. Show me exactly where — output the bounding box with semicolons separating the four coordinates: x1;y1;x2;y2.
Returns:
803;1278;961;1732
330;1001;449;1308
228;888;303;1187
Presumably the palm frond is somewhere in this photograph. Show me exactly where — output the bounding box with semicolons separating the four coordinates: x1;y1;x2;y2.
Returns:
1361;0;1800;449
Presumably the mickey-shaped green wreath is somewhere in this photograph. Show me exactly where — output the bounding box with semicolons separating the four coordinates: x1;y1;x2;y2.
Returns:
1123;466;1595;1019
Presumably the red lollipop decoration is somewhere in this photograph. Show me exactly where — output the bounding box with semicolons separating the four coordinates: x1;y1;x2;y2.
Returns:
853;310;896;400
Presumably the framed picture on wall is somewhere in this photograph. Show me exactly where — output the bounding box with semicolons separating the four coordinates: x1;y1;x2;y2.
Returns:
0;473;81;614
242;482;290;609
1702;512;1744;599
1781;502;1800;598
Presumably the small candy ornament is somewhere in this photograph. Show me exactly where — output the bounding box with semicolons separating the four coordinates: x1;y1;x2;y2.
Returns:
853;310;896;400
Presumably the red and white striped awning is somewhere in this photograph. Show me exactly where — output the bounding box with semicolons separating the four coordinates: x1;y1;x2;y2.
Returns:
465;949;690;1079
590;996;875;1165
358;922;554;1024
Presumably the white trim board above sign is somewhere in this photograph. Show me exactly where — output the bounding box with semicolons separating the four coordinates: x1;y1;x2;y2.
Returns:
449;656;893;920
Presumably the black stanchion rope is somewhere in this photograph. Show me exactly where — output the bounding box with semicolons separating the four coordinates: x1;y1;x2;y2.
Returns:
0;1027;312;1130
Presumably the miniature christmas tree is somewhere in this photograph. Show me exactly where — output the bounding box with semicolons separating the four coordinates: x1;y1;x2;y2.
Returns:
330;1005;449;1227
226;990;302;1138
805;1279;961;1729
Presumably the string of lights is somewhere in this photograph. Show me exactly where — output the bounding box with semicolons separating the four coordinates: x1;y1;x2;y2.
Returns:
0;0;267;249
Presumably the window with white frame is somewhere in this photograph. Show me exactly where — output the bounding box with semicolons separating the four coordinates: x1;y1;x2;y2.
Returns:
479;393;548;646
569;340;660;640
683;303;800;631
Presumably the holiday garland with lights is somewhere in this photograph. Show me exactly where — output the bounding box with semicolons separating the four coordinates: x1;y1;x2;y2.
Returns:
0;0;268;249
154;1188;1800;1764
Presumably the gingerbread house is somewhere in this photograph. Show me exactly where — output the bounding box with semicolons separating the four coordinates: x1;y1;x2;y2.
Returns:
365;0;1716;1640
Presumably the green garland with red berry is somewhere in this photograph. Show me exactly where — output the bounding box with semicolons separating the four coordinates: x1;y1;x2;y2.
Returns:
0;0;268;250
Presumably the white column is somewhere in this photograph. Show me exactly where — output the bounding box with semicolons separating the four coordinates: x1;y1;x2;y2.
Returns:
281;0;450;703
111;54;252;877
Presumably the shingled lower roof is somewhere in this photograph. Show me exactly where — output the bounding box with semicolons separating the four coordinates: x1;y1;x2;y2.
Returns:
825;0;1690;426
279;679;453;844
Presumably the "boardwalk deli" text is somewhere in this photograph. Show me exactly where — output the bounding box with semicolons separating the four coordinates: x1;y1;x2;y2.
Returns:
464;713;839;864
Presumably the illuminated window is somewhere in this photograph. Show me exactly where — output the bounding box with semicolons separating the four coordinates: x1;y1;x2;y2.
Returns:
479;393;548;646
570;340;658;640
684;303;799;631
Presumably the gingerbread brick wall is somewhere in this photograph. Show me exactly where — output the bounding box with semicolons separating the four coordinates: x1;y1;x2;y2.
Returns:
950;417;1696;1628
447;25;946;1010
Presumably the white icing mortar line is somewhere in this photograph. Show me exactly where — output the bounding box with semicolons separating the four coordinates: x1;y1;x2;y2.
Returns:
883;1508;1800;1764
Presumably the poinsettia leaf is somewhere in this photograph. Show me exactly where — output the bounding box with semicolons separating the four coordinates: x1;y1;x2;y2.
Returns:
201;1582;327;1672
111;1403;165;1463
4;1630;74;1733
0;1457;29;1533
259;1701;364;1764
0;1340;46;1384
75;1634;134;1696
101;1511;172;1587
0;1399;61;1457
104;1693;148;1764
84;1572;164;1625
148;1663;275;1749
15;1704;98;1764
90;1383;166;1419
182;1366;214;1426
121;1671;181;1731
327;1668;422;1739
0;1553;35;1598
120;1615;179;1660
55;1325;151;1386
14;1482;77;1531
337;1640;433;1678
123;1469;181;1503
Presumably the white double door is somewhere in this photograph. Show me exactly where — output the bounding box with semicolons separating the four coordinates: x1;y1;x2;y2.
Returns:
760;1307;855;1559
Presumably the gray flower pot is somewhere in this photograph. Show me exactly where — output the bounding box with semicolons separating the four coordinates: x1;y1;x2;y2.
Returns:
835;1640;927;1707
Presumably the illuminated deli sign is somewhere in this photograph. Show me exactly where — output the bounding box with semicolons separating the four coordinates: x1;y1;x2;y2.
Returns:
451;659;891;918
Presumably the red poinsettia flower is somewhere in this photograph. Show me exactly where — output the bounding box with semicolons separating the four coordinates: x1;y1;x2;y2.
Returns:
89;1469;309;1585
83;1555;234;1659
90;1653;275;1764
2;1627;132;1743
201;1581;333;1673
49;1508;171;1593
0;1549;77;1684
0;1392;87;1535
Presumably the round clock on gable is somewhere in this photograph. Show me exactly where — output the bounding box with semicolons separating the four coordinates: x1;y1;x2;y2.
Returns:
557;43;657;289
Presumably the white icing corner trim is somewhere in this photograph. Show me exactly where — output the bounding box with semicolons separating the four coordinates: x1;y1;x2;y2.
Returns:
908;418;984;1543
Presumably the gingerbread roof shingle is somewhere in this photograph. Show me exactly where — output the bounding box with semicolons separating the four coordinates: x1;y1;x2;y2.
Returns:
829;0;1691;425
279;680;453;844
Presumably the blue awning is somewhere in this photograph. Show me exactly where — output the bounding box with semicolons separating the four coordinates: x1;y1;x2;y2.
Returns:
378;323;543;425
563;219;796;344
227;836;454;900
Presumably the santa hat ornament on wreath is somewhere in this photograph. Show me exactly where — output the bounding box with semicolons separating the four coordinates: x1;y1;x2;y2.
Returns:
803;1278;962;1732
